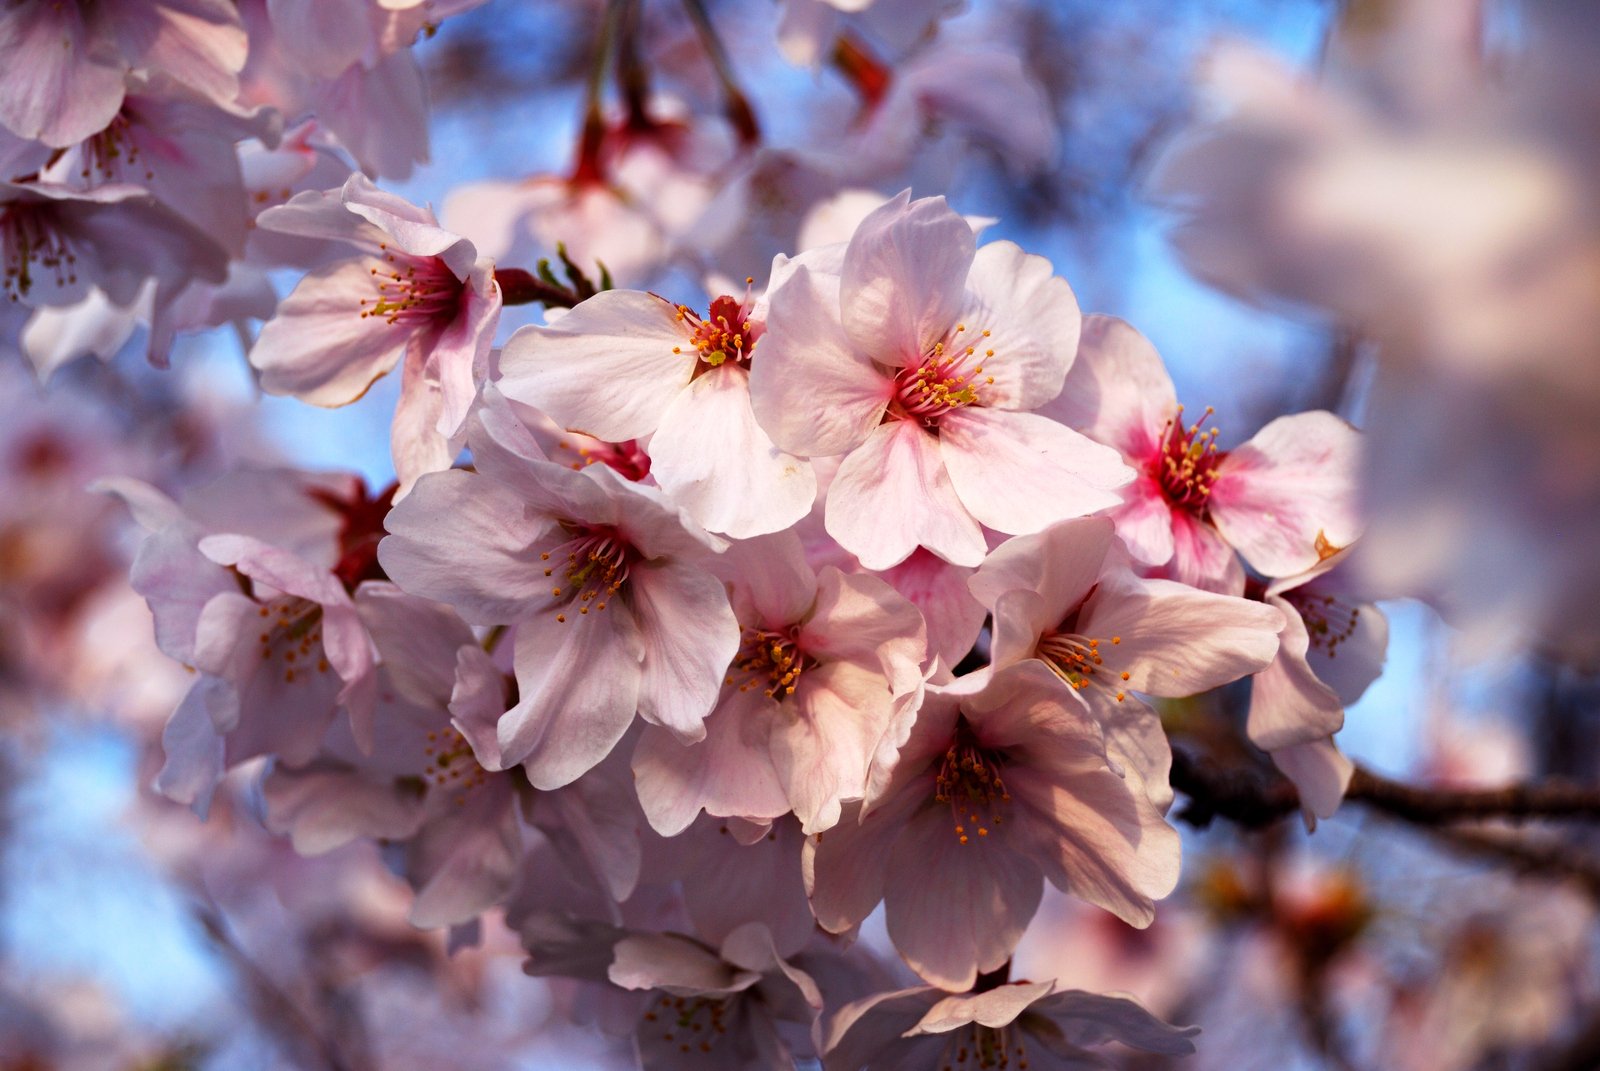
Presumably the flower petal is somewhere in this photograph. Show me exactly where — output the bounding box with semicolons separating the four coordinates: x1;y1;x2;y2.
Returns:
827;420;985;569
649;364;818;538
497;289;694;442
629;559;740;744
250;257;408;406
1045;314;1177;461
840;192;975;362
632;690;790;836
952;240;1080;411
939;408;1131;536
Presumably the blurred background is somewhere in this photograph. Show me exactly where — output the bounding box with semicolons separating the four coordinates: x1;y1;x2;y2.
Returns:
4;1;1599;1068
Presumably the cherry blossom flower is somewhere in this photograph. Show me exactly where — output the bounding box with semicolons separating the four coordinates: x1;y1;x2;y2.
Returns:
103;468;388;815
1048;315;1361;594
807;661;1181;991
250;173;501;492
1249;544;1387;822
498;284;817;538
824;979;1198;1071
971;515;1284;805
632;529;926;835
377;394;739;790
0;0;247;147
751;192;1132;569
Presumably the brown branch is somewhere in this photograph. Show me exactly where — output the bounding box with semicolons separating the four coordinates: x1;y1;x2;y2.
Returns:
1170;749;1600;829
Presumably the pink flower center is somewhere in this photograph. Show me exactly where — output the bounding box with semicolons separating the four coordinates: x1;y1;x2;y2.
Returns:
554;435;652;482
642;993;732;1056
1286;590;1361;658
1036;630;1128;704
727;625;813;699
1151;405;1224;513
887;324;994;428
933;719;1011;845
1;206;77;302
358;243;462;327
539;524;637;623
422;725;491;797
676;292;762;373
254;596;330;685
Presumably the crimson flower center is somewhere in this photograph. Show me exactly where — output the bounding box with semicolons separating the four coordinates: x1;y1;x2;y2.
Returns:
358;243;462;327
1151;404;1224;513
727;625;814;699
933;718;1011;845
677;293;762;372
887;323;995;428
539;524;637;623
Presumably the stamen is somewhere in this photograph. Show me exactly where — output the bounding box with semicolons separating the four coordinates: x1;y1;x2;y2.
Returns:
357;247;461;327
537;524;636;622
1151;404;1225;514
933;719;1011;844
727;625;813;698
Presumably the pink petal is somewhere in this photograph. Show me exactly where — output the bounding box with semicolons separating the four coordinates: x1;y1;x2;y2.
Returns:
876;550;985;669
940;408;1131;536
1081;573;1282;698
969;517;1115;622
714;529;818;629
1304;599;1388;707
389;341;457;496
884;803;1045;991
250;257;408;406
1248;594;1344;752
497;289;694;442
1163;508;1245;595
806;791;923;934
750;262;892;457
502;607;645;787
0;4;123;146
910;981;1056;1034
378;470;557;624
262;761;425;855
797;567;925;674
1044;314;1176;461
629;560;740;744
649;364;818;538
406;778;522;927
953;241;1080;411
827;420;985;569
1210;410;1362;578
771;660;898;833
1106;476;1178;567
1271;737;1353;823
631;690;790;836
840;192;975;362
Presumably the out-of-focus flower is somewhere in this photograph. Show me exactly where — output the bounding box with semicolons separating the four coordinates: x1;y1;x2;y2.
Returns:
824;978;1197;1071
0;0;248;147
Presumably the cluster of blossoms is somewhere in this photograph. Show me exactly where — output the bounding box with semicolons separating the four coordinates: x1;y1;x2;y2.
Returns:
98;176;1368;1064
35;0;1600;1067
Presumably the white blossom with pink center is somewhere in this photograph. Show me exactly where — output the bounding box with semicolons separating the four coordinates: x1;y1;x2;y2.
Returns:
824;979;1197;1071
750;191;1132;569
1047;314;1362;595
632;529;927;836
807;661;1181;991
498;284;818;539
1249;544;1388;822
972;516;1285;810
377;393;739;791
249;173;501;493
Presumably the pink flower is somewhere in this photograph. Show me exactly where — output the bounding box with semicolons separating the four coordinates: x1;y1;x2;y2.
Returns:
377;394;740;790
498;286;817;538
103;469;387;815
632;530;927;835
751;192;1131;569
0;0;247;147
825;979;1197;1071
807;661;1181;991
1248;545;1388;821
250;173;501;493
1049;314;1362;595
972;516;1284;808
